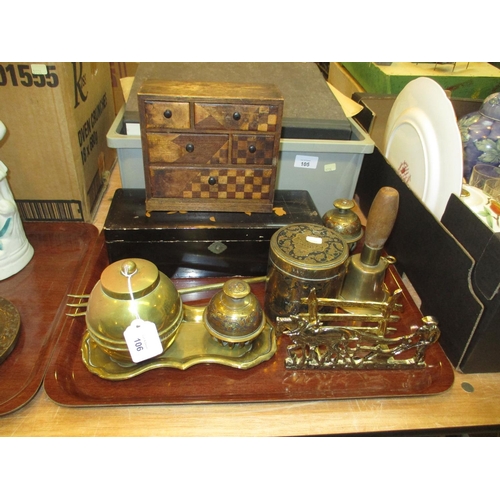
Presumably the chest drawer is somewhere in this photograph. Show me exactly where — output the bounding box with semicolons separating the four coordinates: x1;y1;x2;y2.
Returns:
143;101;190;129
194;103;279;131
138;80;284;213
146;133;229;164
147;166;274;206
231;134;277;165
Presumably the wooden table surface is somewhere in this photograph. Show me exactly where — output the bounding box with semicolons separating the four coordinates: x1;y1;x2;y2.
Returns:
0;369;498;436
1;166;499;437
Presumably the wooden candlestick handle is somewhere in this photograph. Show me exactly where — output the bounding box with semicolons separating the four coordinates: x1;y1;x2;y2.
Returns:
364;186;399;250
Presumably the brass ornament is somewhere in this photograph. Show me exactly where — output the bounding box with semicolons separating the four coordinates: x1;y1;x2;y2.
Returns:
277;288;440;370
265;223;348;323
322;198;363;249
71;258;184;364
81;303;277;380
67;272;275;378
203;279;266;347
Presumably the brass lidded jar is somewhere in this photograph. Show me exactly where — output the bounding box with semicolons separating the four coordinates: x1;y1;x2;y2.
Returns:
85;258;183;363
322;198;363;250
204;278;266;348
264;223;348;323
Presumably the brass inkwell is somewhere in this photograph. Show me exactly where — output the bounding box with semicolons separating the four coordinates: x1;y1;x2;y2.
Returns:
67;259;274;380
203;279;267;348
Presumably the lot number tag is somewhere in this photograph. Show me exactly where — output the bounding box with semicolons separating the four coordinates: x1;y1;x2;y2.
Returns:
124;319;163;363
294;155;318;169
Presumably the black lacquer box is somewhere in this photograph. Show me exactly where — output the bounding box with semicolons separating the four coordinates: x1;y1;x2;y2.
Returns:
104;189;322;279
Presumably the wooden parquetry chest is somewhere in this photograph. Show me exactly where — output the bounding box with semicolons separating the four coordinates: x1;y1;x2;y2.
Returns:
137;80;284;213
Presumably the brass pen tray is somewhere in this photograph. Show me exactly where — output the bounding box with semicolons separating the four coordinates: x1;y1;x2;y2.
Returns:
44;236;454;407
82;304;276;380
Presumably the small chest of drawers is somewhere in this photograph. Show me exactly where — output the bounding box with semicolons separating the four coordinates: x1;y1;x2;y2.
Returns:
138;80;284;213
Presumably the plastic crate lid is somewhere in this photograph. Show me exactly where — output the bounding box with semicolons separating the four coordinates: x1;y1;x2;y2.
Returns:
123;62;352;140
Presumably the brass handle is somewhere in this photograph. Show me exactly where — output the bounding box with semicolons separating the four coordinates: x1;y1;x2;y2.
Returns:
178;276;267;295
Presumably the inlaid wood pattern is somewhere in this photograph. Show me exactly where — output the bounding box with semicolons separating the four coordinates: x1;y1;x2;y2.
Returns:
138;80;284;213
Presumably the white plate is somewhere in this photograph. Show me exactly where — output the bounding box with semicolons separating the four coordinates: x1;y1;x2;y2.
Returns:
383;77;463;220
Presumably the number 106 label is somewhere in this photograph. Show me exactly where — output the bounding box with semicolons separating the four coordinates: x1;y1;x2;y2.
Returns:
124;319;163;363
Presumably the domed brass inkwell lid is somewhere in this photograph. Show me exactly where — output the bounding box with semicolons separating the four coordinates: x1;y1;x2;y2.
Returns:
203;278;266;346
322;199;363;247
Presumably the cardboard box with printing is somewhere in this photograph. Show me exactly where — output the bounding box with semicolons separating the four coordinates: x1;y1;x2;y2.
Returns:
0;62;116;222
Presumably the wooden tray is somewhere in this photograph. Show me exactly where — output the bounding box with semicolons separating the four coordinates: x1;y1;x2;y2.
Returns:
0;222;99;416
44;235;455;407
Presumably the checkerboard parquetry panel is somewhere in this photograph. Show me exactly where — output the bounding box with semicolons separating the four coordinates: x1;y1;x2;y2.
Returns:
232;135;276;165
183;169;273;199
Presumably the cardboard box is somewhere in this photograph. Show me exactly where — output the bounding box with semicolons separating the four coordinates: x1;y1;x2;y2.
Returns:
441;196;500;373
0;62;117;222
353;94;500;373
327;62;365;100
109;62;139;113
342;62;500;99
356;150;482;373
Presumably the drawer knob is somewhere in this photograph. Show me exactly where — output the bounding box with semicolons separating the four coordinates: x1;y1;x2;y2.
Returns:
248;145;257;154
208;176;217;186
163;109;172;119
186;143;195;153
233;112;241;121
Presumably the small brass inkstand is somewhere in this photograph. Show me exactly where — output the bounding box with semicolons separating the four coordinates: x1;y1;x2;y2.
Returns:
67;270;275;380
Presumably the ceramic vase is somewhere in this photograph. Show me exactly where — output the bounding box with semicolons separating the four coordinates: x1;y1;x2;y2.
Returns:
0;121;34;280
458;92;500;181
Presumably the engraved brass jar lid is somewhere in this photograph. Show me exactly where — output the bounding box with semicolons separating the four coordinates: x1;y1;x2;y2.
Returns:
322;199;363;246
269;223;348;280
100;259;159;299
